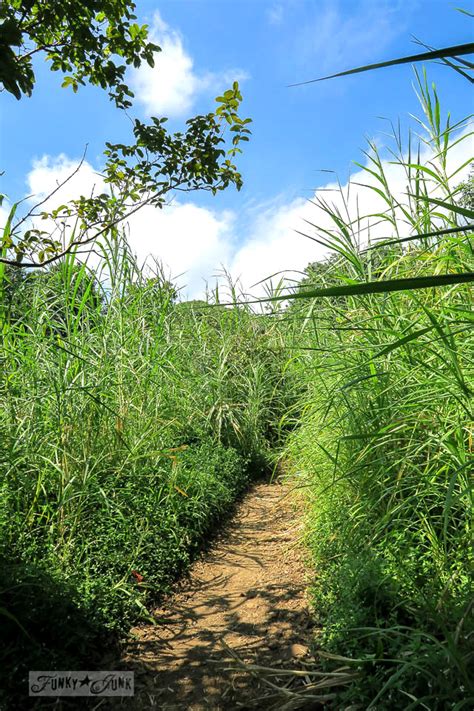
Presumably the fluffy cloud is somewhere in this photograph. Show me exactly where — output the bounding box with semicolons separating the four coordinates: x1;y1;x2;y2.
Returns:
15;123;472;298
129;11;248;117
125;201;236;298
19;155;106;262
224;124;472;298
230;196;325;293
21;153;235;296
27;154;105;204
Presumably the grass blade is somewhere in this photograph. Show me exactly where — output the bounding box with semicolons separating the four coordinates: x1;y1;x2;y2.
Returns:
289;44;474;87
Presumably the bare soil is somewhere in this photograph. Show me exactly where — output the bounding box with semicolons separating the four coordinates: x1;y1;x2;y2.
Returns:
114;479;315;710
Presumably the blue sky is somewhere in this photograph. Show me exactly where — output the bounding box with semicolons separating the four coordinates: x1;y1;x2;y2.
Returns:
0;0;472;296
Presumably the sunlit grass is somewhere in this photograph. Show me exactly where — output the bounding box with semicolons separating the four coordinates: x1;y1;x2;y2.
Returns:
0;234;293;698
283;73;473;708
0;59;472;711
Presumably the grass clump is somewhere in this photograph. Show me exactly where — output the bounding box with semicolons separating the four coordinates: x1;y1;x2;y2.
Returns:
0;238;291;703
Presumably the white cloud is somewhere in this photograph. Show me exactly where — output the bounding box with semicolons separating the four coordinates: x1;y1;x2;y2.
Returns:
126;121;472;300
13;123;472;296
130;11;248;117
228;123;473;297
125;201;236;298
19;154;107;260
18;153;234;296
27;154;106;205
230;196;325;292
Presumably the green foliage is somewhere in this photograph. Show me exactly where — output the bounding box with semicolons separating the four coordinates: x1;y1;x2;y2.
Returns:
459;164;474;210
0;0;159;107
1;259;103;330
100;82;250;204
1;8;472;710
0;239;289;704
1;82;251;268
284;75;473;707
0;4;252;268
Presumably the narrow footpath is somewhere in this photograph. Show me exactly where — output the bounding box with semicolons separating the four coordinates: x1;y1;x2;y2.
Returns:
117;479;317;710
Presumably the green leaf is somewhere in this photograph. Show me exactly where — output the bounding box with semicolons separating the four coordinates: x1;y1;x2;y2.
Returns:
363;223;474;252
372;326;434;359
409;194;474;220
455;8;474;18
217;272;474;306
289;43;474;86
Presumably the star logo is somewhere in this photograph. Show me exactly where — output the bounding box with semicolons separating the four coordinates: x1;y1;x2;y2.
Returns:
79;675;91;687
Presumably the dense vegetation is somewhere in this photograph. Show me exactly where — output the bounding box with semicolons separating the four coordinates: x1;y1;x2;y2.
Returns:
0;239;293;704
1;4;472;707
283;75;473;707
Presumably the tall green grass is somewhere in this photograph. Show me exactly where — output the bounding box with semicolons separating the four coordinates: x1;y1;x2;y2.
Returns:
284;74;473;708
0;235;292;703
1;58;472;711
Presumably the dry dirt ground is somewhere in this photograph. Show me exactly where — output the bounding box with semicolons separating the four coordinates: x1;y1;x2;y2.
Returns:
110;479;317;710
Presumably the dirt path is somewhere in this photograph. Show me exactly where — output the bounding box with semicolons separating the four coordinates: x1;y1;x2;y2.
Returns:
115;479;315;710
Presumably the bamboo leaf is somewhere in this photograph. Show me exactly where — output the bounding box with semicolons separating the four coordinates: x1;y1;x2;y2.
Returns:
372;326;433;359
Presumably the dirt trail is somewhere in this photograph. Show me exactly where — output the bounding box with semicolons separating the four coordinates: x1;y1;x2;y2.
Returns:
119;479;314;710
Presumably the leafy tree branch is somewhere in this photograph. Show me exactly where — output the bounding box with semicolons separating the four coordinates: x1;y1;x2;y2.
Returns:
0;2;252;269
